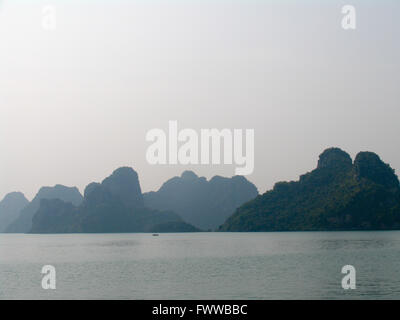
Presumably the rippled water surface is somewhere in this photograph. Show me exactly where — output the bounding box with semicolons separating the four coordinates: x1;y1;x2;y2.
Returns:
1;232;400;299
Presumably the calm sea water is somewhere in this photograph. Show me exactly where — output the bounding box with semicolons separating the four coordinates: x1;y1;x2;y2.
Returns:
1;232;400;300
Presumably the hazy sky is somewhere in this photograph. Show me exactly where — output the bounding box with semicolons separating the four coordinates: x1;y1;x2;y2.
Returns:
1;0;399;200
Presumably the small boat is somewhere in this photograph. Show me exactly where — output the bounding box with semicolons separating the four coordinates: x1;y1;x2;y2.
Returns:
152;233;159;236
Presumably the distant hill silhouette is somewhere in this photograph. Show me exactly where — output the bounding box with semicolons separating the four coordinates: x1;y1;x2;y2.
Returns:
143;171;258;230
0;192;29;232
220;148;400;231
5;185;83;233
30;167;199;233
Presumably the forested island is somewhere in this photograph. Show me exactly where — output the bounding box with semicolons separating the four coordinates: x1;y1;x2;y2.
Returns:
220;148;400;231
1;148;399;233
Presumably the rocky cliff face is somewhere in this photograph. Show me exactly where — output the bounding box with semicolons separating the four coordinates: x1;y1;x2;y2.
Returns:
220;148;400;232
317;147;353;169
100;167;144;208
0;192;29;232
30;167;199;233
5;185;83;233
354;152;399;189
144;171;258;230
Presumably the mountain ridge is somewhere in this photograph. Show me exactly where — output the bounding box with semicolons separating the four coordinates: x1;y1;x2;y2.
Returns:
5;185;83;233
30;167;199;233
0;192;29;232
143;170;258;230
220;148;400;231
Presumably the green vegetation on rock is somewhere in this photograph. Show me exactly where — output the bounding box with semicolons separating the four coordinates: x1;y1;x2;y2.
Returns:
220;148;400;231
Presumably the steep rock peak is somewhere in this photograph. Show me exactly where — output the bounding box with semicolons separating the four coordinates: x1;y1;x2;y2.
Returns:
2;192;28;203
317;147;352;169
84;182;101;198
354;152;399;188
83;183;114;206
35;185;83;206
101;167;144;207
181;171;198;180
